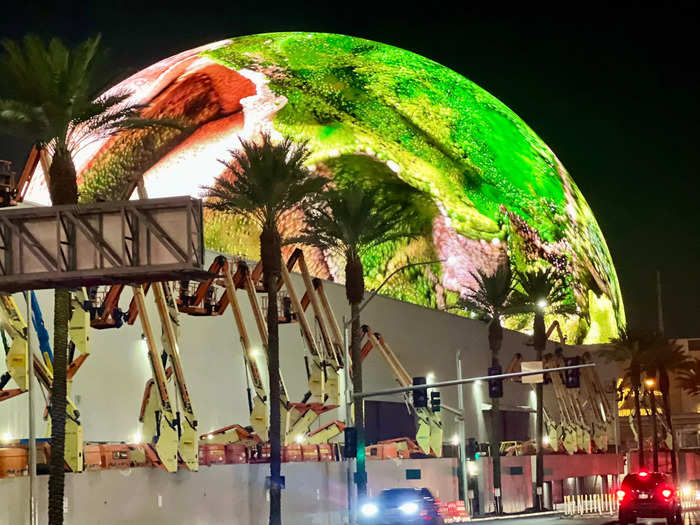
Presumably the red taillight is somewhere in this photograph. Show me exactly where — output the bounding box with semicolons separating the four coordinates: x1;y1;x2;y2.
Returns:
638;471;649;477
616;489;626;502
661;488;672;498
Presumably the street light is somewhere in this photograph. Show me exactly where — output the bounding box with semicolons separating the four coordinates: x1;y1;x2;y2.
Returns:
645;376;659;471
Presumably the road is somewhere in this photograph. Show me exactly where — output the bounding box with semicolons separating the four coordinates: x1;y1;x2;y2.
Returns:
469;511;700;524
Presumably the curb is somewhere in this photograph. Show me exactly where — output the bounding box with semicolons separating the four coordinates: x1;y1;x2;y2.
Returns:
461;510;564;522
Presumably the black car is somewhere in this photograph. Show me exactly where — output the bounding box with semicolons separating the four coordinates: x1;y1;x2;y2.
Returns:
618;471;682;524
359;487;444;525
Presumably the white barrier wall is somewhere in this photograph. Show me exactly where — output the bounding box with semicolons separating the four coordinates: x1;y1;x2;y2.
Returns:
0;458;457;525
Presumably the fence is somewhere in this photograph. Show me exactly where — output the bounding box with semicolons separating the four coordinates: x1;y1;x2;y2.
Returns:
564;490;700;516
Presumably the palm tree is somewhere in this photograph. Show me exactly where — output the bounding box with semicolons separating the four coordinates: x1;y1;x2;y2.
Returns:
511;266;573;510
643;334;689;481
292;186;425;497
598;330;648;470
0;34;179;525
202;133;325;525
677;357;700;397
454;264;517;514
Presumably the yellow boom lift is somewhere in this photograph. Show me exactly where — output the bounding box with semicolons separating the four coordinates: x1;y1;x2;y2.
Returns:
0;291;89;472
359;325;443;456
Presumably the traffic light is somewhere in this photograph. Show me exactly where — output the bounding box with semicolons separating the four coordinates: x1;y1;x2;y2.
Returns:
564;356;580;388
430;390;441;412
412;377;428;408
344;427;357;458
488;365;503;398
466;437;480;460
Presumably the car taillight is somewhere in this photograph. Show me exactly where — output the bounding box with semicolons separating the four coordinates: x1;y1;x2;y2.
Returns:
661;488;672;499
638;471;649;477
616;489;626;502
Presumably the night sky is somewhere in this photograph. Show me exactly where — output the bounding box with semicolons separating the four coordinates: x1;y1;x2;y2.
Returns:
0;5;697;337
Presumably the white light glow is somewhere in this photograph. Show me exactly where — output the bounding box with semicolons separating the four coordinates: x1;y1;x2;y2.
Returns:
207;434;214;440
133;431;142;443
451;434;459;446
399;501;419;515
295;434;304;444
361;503;378;517
543;435;550;446
1;432;12;443
537;299;547;309
467;460;478;476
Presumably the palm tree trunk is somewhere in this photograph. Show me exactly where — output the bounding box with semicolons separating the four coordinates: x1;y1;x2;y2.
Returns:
48;288;70;525
633;386;645;469
47;146;79;525
533;311;545;510
346;254;366;498
261;225;282;525
488;319;503;514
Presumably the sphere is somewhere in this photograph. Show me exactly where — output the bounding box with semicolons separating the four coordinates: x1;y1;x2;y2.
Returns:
24;32;624;343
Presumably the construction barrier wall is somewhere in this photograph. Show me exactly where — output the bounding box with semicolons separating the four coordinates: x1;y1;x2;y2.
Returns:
0;458;458;525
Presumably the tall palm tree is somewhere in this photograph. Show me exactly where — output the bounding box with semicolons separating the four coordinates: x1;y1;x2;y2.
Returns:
292;186;425;497
511;266;573;510
202;134;325;525
598;329;648;470
0;34;178;525
454;264;517;514
643;334;689;481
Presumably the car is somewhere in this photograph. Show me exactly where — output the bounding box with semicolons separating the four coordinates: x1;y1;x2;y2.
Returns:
359;487;445;524
617;471;683;524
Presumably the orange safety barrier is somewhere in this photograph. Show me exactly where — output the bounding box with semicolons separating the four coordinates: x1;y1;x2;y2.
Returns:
198;444;226;466
99;445;131;470
442;500;468;523
318;444;334;462
282;444;303;463
301;444;319;462
0;447;27;478
249;445;270;464
84;445;102;471
366;443;398;460
225;443;248;464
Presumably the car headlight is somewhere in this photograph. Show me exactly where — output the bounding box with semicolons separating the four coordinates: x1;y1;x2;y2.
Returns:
399;501;419;515
361;503;378;517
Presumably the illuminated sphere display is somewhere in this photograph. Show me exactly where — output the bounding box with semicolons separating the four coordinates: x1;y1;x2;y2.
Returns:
25;32;624;343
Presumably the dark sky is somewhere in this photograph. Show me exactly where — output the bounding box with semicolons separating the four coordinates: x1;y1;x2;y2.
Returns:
1;4;698;337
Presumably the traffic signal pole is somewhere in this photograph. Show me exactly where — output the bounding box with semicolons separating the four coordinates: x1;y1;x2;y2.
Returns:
353;363;595;400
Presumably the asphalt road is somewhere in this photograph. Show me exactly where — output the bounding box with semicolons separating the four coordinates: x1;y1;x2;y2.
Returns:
468;511;700;524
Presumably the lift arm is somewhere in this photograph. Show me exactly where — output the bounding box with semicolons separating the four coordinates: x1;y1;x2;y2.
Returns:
222;262;269;441
152;281;199;470
132;285;179;472
360;325;442;456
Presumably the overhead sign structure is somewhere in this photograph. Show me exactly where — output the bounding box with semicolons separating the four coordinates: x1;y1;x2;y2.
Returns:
0;196;207;293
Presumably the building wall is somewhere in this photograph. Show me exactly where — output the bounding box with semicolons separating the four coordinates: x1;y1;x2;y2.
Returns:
0;458;457;525
1;250;550;447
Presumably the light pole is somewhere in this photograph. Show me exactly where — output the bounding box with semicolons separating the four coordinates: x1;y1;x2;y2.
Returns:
456;351;469;513
25;292;37;525
646;377;659;472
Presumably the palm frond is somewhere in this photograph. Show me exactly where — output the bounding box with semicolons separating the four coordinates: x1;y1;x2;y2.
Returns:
201;133;325;230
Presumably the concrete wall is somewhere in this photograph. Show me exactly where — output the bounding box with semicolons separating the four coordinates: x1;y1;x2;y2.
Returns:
0;458;457;525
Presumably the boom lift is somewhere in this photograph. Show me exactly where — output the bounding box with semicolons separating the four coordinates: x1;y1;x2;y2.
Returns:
359;325;443;456
0;292;86;471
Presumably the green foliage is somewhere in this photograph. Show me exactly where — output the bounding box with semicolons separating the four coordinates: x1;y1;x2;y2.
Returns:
0;34;181;161
202;134;326;230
